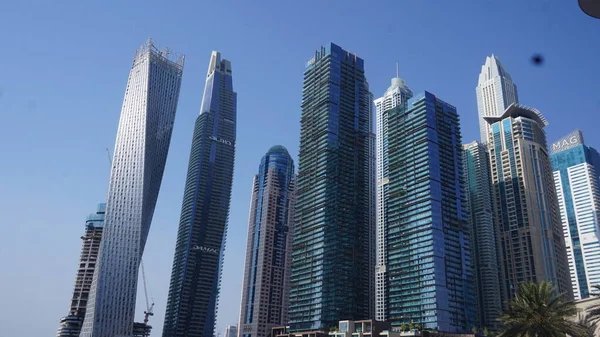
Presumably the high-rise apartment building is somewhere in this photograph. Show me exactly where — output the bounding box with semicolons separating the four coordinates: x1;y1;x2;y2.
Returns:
239;145;295;337
225;324;238;337
476;55;519;143
80;39;184;337
384;92;476;333
163;51;236;337
56;204;105;337
551;130;600;300
485;104;572;301
374;73;413;322
463;142;502;331
289;43;374;331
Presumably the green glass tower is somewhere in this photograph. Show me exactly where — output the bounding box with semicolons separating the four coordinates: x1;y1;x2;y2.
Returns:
289;43;375;331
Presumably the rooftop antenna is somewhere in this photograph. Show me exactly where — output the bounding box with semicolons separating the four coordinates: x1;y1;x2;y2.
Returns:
396;62;399;78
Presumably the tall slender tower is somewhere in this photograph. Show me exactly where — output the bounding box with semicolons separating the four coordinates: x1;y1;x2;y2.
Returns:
463;142;502;331
80;39;184;337
56;203;105;337
385;92;476;333
551;130;600;300
476;55;519;143
238;146;295;337
289;43;374;331
163;51;236;337
486;104;572;301
374;71;413;322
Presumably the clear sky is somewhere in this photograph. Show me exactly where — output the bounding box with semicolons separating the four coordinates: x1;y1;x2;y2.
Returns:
0;1;599;336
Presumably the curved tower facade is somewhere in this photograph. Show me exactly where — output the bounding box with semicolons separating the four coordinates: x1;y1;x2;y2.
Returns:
476;55;519;143
163;51;236;337
80;39;184;337
238;146;295;337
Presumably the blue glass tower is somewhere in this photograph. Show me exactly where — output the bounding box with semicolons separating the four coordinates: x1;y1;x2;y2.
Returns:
239;145;295;337
163;51;236;337
289;43;375;331
551;130;600;300
385;92;476;333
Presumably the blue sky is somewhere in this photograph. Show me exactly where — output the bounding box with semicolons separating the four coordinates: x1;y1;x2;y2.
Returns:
0;1;599;336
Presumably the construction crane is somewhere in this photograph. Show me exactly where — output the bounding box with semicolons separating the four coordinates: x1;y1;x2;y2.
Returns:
106;148;112;167
141;259;155;326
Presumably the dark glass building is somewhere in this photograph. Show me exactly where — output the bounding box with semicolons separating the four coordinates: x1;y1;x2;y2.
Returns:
239;145;295;337
289;43;375;331
163;51;236;337
385;92;476;332
463;141;502;332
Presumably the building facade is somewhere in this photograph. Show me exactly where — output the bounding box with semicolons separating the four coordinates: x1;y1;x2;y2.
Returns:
385;92;476;333
476;55;519;143
163;51;236;337
462;142;502;331
225;325;238;337
56;203;105;337
374;74;413;322
289;43;374;331
485;104;572;301
551;130;600;300
80;39;184;337
239;145;295;337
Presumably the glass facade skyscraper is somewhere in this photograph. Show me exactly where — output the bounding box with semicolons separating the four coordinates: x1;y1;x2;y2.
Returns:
462;142;502;331
374;74;413;322
289;43;375;331
56;203;105;337
476;55;519;143
384;92;476;333
239;145;295;337
163;51;236;337
551;130;600;300
80;39;184;337
485;104;572;301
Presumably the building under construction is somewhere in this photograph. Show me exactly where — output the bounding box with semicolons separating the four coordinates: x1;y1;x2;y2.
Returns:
56;203;105;337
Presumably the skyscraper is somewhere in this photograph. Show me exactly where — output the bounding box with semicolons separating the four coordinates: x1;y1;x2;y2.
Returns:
551;130;600;300
225;325;238;337
239;145;295;337
463;142;502;331
80;39;184;337
289;43;374;331
374;72;413;322
485;104;572;301
476;55;519;143
56;203;105;337
163;51;236;337
384;92;476;333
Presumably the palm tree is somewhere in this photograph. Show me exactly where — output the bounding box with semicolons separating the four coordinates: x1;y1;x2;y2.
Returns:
576;313;598;337
498;281;587;337
586;284;600;323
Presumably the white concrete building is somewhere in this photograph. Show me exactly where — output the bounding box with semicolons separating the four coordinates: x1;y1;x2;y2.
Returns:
476;55;519;143
374;71;412;322
80;39;184;337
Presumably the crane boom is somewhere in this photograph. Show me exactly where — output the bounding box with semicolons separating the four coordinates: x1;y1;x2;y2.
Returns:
106;148;112;167
141;260;154;326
